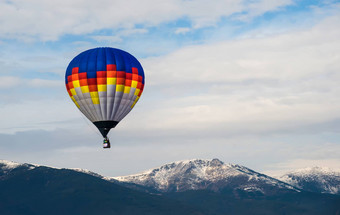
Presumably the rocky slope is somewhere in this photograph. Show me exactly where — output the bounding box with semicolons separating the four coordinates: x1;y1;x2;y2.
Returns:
112;158;298;194
278;167;340;195
1;159;339;215
0;160;201;215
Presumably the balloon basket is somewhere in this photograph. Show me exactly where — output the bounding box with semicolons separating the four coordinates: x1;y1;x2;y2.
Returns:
103;137;111;149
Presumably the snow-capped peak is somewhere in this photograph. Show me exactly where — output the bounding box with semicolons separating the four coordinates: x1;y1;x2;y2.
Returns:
112;158;297;193
278;166;340;195
284;166;340;176
0;159;37;175
0;160;22;170
113;158;234;185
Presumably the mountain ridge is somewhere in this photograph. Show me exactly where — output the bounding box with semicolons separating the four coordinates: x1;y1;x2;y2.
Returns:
0;160;202;215
111;158;299;194
278;166;340;195
1;158;340;215
2;158;340;195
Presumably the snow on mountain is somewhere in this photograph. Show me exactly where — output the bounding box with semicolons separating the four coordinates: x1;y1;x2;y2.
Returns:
4;159;338;196
0;159;105;180
70;168;104;178
0;160;37;179
112;158;298;193
0;159;37;171
278;167;340;195
0;160;22;170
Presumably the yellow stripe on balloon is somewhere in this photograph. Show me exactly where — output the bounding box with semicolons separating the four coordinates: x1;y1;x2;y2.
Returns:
71;96;80;108
98;85;107;92
116;85;124;92
91;98;100;104
70;88;77;96
107;78;116;85
90;92;100;104
73;80;80;88
81;86;90;93
90;91;99;98
124;86;130;94
131;80;138;88
131;96;140;108
134;89;140;96
71;96;76;102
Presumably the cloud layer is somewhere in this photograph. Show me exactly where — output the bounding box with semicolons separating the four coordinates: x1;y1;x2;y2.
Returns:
138;14;340;136
0;0;292;41
0;0;339;176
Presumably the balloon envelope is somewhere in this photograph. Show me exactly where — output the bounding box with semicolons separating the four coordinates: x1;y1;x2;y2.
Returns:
65;47;145;137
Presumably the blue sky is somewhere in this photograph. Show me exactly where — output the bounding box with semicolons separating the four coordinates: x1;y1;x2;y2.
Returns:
0;0;340;176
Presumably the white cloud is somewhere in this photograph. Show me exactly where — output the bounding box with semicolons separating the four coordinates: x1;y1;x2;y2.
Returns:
175;27;191;34
1;14;339;140
0;76;63;89
1;1;340;176
0;0;293;41
134;14;340;136
0;98;83;134
145;15;340;84
0;76;22;88
236;0;294;21
27;79;63;88
91;28;148;42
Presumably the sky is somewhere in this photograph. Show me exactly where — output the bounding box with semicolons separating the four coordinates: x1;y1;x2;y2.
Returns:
0;0;340;177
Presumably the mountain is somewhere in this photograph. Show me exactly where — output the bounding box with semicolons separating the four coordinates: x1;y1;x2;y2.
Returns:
112;158;298;195
1;159;340;215
278;167;340;195
111;159;340;215
0;160;36;177
0;160;203;215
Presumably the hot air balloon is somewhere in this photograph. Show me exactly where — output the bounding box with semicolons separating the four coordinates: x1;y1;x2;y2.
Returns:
65;47;145;148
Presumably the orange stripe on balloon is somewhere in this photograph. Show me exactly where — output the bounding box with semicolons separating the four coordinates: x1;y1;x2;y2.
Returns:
132;74;139;81
97;71;107;78
107;70;116;78
79;79;88;86
78;72;87;79
97;78;107;85
72;74;79;81
116;78;125;85
125;79;132;86
68;82;74;89
89;85;98;92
